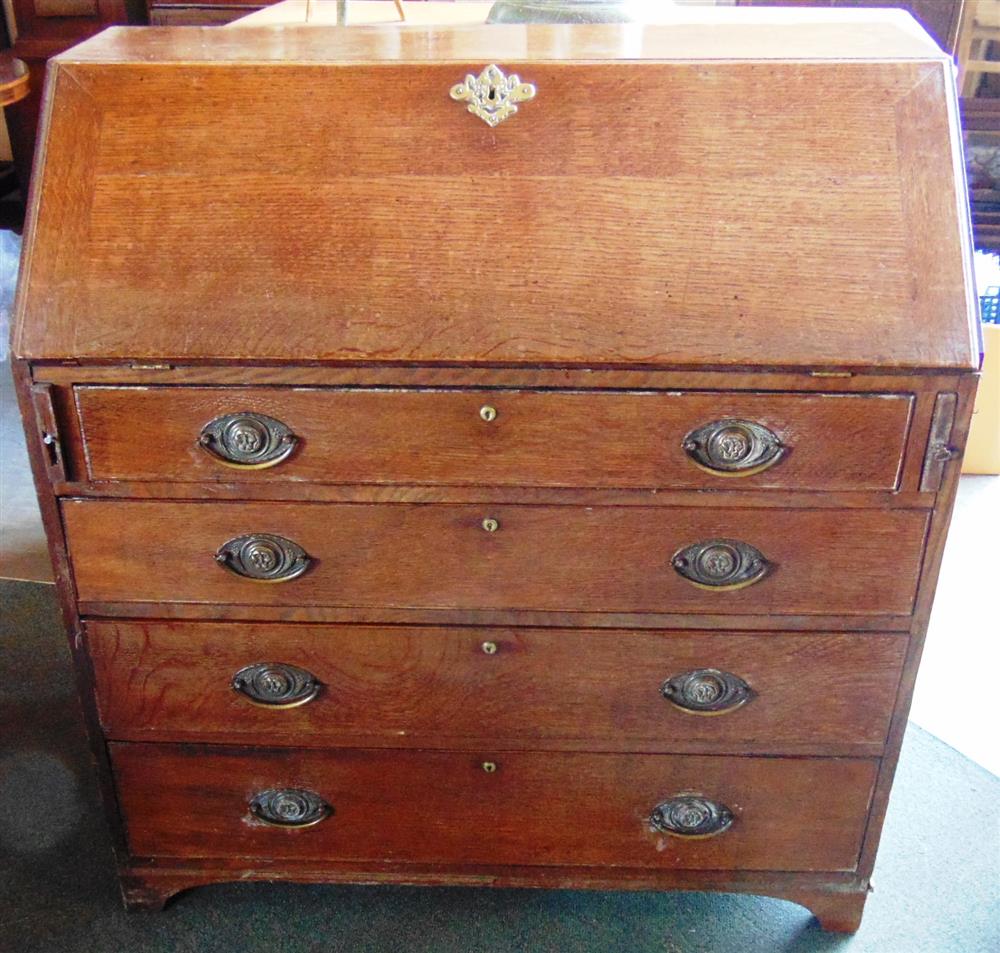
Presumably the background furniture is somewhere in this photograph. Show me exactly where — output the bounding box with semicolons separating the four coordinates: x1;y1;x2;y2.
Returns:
146;0;273;26
0;50;28;228
737;0;966;52
956;0;1000;95
4;0;136;195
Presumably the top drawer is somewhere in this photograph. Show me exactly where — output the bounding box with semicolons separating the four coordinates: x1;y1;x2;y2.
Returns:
73;387;912;492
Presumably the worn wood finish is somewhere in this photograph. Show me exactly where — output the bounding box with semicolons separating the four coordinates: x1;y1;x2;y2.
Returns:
110;743;877;871
73;386;913;491
53;481;939;509
10;11;981;933
854;377;978;881
74;601;918;633
116;860;869;929
87;622;907;753
13;29;976;370
62;501;929;616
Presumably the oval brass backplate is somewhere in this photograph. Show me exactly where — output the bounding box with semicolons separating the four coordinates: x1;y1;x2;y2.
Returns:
683;418;785;477
199;411;298;470
650;795;734;839
249;788;331;828
232;662;321;709
216;533;311;583
661;669;753;716
672;539;771;591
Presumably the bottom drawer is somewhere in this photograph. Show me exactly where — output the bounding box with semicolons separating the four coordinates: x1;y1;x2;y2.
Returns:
111;744;877;872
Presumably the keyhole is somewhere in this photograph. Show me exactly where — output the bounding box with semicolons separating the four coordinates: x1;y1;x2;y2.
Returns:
487;88;496;101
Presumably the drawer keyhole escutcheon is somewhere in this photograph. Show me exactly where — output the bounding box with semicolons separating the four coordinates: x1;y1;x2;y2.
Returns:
481;641;499;655
232;662;321;708
216;534;312;583
480;405;498;422
661;669;753;715
683;418;785;477
482;517;500;533
650;795;734;839
249;789;331;828
199;411;298;469
450;64;536;127
672;539;771;591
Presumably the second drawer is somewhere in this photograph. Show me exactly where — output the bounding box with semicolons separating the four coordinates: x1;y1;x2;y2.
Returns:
88;622;906;753
63;501;929;617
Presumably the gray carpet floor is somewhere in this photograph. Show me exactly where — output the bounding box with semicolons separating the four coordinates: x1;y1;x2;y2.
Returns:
1;579;997;953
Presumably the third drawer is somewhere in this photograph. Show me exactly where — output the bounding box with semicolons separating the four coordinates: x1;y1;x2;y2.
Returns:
88;622;907;754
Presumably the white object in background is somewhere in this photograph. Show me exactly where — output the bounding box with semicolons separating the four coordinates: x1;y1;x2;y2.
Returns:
0;230;21;363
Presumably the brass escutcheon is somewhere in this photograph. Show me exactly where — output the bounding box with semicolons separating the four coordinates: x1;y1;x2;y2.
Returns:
450;64;536;127
482;517;500;533
480;405;498;422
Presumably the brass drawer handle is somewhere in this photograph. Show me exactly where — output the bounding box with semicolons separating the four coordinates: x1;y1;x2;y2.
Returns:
232;663;320;708
216;533;311;583
450;64;536;127
249;788;331;828
683;418;785;477
672;539;771;591
650;795;734;839
199;412;298;469
661;669;753;715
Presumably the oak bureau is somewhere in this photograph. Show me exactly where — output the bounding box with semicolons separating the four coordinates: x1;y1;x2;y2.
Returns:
11;9;981;932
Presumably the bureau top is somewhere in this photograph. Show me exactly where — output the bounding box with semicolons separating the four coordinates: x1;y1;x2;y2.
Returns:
48;9;947;63
13;13;979;370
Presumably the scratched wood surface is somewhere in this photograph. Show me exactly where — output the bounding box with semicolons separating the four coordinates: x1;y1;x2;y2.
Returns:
111;742;878;871
87;621;907;753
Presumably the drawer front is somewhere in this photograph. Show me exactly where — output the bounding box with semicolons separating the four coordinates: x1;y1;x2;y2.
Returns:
111;744;877;871
90;622;906;751
64;501;928;616
74;386;912;492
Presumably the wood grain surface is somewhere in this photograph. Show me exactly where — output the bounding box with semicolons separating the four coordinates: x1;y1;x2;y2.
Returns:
110;742;878;871
8;11;980;929
73;386;913;491
62;500;929;616
87;621;907;753
13;45;976;369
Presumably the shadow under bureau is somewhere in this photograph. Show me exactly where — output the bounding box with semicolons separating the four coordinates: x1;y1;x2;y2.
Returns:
11;10;981;933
